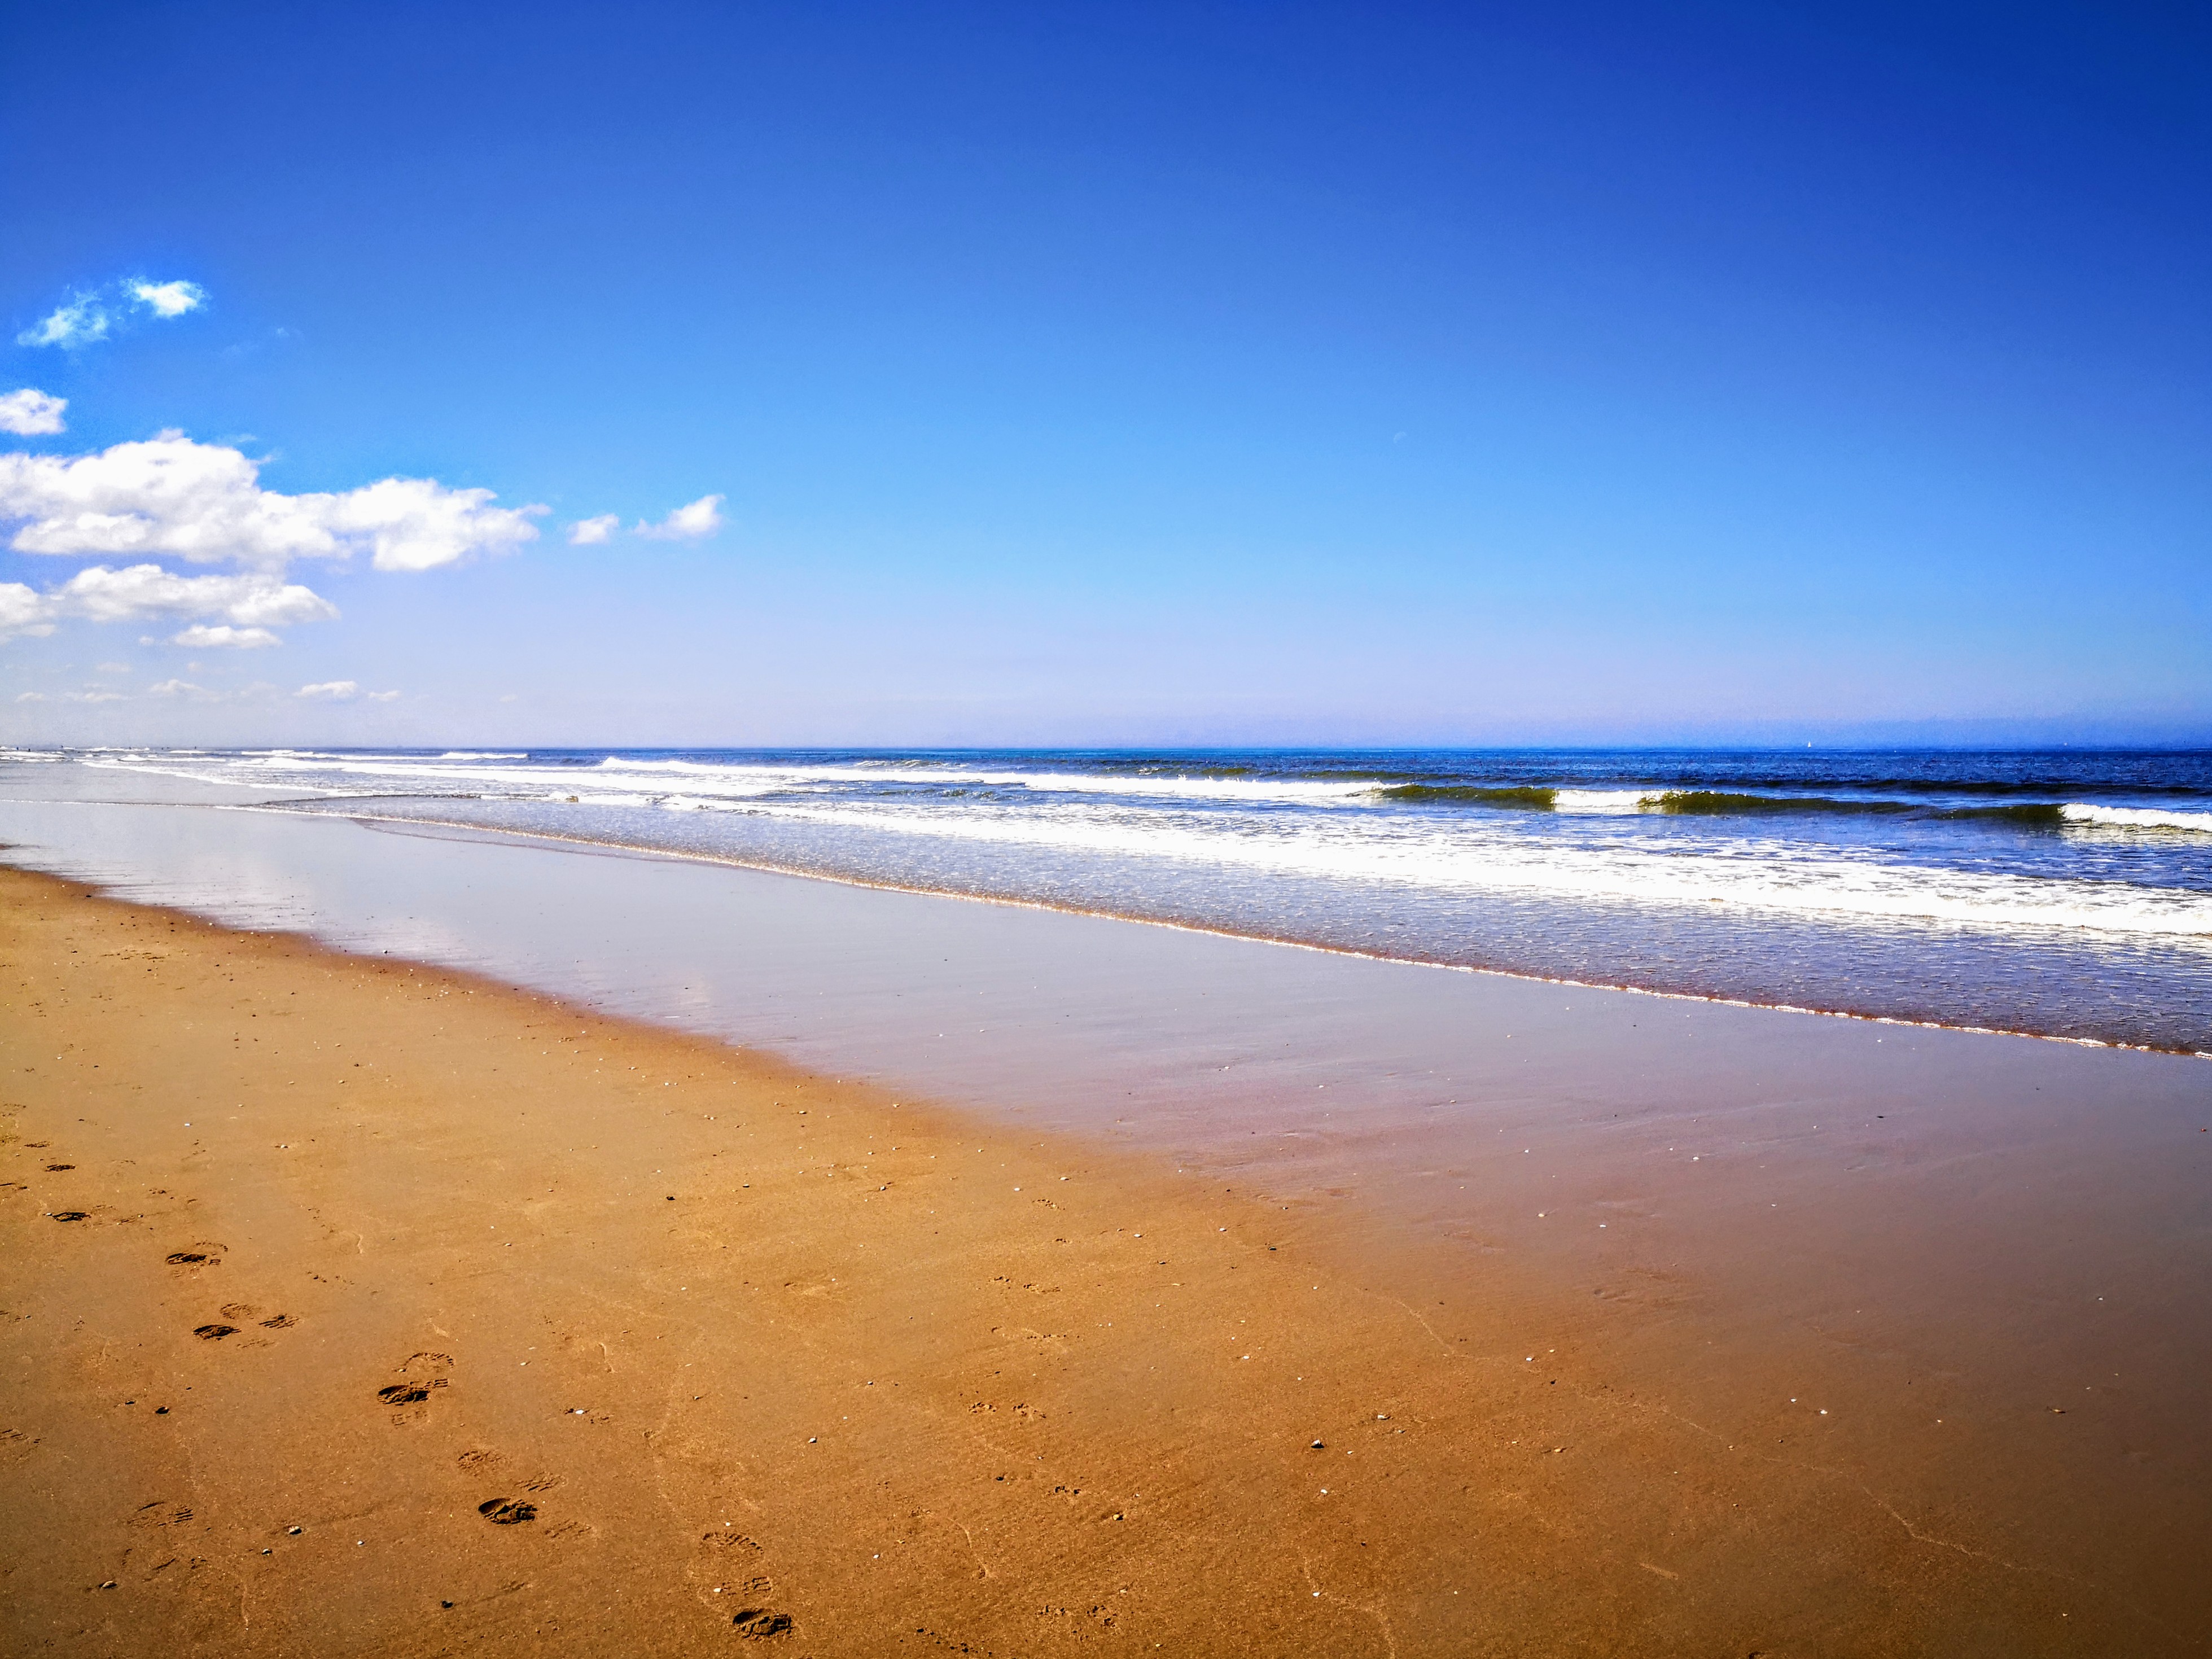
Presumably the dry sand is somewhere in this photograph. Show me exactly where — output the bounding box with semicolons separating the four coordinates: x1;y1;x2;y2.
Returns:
0;867;2192;1656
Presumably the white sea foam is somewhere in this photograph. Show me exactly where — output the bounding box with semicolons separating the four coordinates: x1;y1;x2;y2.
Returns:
709;795;2212;939
2061;803;2212;834
596;755;1381;806
1550;789;1660;813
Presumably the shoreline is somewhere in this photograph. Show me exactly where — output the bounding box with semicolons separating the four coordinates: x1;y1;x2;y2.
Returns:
5;864;2207;1654
24;789;2212;1059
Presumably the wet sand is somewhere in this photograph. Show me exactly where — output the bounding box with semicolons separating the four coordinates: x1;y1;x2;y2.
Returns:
3;865;2208;1656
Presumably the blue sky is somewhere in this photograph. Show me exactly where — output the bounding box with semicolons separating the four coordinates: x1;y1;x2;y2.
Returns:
0;0;2204;745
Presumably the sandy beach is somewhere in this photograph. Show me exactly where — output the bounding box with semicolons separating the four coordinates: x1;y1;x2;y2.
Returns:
6;0;2205;1646
6;863;2206;1656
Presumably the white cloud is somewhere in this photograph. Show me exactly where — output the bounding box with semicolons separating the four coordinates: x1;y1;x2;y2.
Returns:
17;294;109;348
15;691;43;702
18;278;207;348
568;513;619;545
636;493;725;540
130;279;207;318
0;433;544;573
170;623;280;649
50;564;338;626
327;475;547;572
0;583;52;641
0;389;65;436
0;563;338;642
138;677;279;704
290;679;397;703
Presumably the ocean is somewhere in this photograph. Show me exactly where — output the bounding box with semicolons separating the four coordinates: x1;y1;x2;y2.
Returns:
12;744;2212;1054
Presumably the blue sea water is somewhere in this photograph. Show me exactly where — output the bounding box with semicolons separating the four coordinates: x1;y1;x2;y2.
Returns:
17;745;2212;1053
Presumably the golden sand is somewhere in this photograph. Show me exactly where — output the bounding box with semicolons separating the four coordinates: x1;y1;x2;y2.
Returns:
0;868;2178;1655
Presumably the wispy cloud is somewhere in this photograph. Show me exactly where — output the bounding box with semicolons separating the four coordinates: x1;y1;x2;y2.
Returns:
568;513;619;545
135;678;280;704
295;680;396;702
17;277;209;349
170;623;281;649
0;389;66;436
636;493;725;541
17;293;109;349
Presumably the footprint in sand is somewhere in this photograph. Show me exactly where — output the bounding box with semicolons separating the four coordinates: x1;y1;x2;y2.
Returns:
50;1211;87;1223
696;1535;779;1624
200;1305;283;1350
478;1499;537;1525
166;1244;225;1267
456;1448;503;1472
379;1352;455;1415
729;1608;793;1639
44;1163;73;1172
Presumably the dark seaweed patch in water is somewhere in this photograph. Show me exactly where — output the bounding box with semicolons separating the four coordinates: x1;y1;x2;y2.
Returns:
1652;791;1918;816
1937;802;2068;826
1366;787;2085;824
1376;785;1558;809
